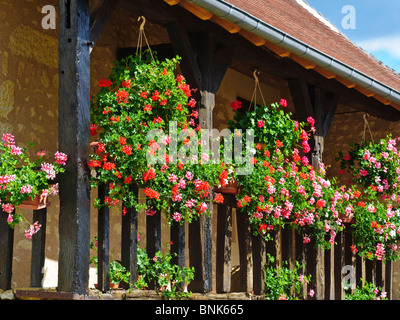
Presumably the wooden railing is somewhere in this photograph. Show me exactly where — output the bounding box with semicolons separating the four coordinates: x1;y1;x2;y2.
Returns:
0;208;47;289
0;185;393;299
215;194;393;299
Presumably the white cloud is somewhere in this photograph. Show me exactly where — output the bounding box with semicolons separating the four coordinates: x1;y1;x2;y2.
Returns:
357;35;400;60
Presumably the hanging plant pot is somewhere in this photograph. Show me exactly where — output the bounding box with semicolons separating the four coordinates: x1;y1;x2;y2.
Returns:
18;192;50;210
90;141;109;158
214;179;241;195
339;212;355;224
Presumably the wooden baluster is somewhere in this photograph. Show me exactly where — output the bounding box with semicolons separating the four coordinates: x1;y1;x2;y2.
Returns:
236;209;253;292
146;209;161;257
97;183;109;292
188;219;203;292
170;217;185;290
294;231;307;299
216;195;233;293
121;185;138;289
252;232;266;295
324;235;334;300
146;206;161;290
30;208;47;287
385;262;392;299
306;238;325;300
0;210;14;290
202;208;213;293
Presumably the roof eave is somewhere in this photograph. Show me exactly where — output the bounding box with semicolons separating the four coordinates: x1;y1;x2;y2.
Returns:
183;0;400;106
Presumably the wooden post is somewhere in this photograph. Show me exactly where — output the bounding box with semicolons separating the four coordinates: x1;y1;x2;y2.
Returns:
167;27;232;293
236;210;253;292
252;232;266;295
0;211;14;290
333;232;342;299
170;219;185;290
121;185;139;289
306;238;324;300
146;209;161;258
58;0;91;294
188;220;203;291
170;221;185;267
30;208;47;287
216;195;234;293
97;183;110;292
385;262;392;299
289;80;339;299
146;208;161;290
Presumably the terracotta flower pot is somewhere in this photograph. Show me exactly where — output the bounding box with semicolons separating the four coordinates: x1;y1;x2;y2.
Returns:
214;179;241;195
18;192;50;210
90;141;109;158
339;212;355;224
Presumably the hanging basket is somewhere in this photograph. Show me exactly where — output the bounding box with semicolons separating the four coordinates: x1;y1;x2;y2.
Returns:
339;212;355;224
90;141;109;158
214;179;241;195
18;192;50;210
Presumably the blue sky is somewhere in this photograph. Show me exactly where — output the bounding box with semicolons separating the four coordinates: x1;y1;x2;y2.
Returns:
304;0;400;73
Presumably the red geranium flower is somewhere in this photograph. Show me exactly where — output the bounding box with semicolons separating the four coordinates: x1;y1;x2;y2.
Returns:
143;168;156;182
230;100;242;111
214;193;224;204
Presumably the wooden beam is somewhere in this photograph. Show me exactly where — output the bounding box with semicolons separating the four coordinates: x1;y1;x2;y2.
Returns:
89;0;119;50
290;54;316;69
313;86;325;168
355;85;376;97
179;1;213;20
287;78;314;121
58;0;91;294
211;15;241;34
164;0;181;5
314;66;337;79
166;23;202;90
335;76;357;89
239;29;267;46
374;95;391;105
263;41;291;58
322;93;339;138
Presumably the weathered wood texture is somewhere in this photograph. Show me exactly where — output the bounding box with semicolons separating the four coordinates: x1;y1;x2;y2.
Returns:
0;211;14;290
89;0;120;49
30;208;47;287
58;0;91;294
97;183;110;292
121;185;139;290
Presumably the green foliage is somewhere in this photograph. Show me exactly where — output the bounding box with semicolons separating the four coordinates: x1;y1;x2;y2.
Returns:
109;260;131;286
90;237;194;300
227;100;345;249
264;254;312;300
0;133;66;236
345;279;388;300
135;247;195;300
90;53;222;224
337;135;400;262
